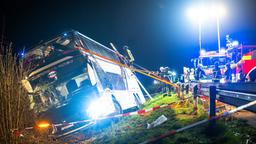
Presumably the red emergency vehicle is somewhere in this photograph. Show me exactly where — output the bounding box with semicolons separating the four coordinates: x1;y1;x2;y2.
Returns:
199;50;228;76
229;45;256;81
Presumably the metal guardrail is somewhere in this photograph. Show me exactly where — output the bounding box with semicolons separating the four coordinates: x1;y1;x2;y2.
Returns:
199;82;256;112
217;89;256;101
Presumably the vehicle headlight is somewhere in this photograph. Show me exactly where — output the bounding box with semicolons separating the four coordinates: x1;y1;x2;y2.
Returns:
220;78;226;84
87;97;115;119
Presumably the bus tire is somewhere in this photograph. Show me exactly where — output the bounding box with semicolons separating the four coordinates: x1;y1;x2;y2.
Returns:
134;93;142;109
112;97;123;115
109;96;122;123
94;97;122;128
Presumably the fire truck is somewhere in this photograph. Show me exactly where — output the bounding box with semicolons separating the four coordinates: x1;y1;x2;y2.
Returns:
184;50;229;83
227;45;256;82
186;39;256;83
198;50;228;76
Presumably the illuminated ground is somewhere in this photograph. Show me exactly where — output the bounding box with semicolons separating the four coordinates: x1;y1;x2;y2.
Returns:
62;93;256;144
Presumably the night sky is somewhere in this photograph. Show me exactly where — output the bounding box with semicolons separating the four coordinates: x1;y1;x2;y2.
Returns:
1;0;256;73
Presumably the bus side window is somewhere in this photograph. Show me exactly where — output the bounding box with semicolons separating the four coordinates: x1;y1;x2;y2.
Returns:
66;80;78;94
80;36;120;62
88;63;97;86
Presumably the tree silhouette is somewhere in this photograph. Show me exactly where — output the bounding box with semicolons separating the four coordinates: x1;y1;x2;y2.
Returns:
0;43;34;143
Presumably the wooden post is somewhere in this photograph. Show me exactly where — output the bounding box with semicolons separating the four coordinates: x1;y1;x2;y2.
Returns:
192;84;198;115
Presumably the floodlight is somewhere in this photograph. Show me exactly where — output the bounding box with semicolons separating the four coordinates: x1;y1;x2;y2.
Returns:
232;41;239;47
219;48;226;53
200;49;206;56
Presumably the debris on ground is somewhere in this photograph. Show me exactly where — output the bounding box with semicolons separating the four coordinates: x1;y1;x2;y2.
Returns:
147;114;168;129
61;93;256;144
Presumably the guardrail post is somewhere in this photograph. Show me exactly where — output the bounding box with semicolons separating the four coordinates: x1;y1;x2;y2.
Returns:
209;86;216;118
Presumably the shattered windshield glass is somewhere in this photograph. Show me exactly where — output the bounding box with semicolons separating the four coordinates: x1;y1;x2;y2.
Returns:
24;33;81;71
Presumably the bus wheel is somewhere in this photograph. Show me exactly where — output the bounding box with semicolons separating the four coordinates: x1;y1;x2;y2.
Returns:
95;97;122;128
112;98;123;115
134;93;142;109
109;97;122;123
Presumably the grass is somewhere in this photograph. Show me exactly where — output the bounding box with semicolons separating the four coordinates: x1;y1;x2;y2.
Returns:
74;93;256;144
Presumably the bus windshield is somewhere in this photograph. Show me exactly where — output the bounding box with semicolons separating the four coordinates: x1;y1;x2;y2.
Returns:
24;36;81;71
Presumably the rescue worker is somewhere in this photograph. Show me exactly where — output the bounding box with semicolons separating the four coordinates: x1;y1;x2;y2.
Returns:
123;45;135;66
160;67;171;96
224;63;232;82
183;67;190;82
195;64;206;81
213;61;221;82
179;74;185;83
189;68;195;81
185;83;189;95
237;65;245;82
180;83;185;100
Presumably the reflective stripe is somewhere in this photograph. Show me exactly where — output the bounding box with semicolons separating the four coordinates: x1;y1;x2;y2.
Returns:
137;109;146;115
242;55;251;60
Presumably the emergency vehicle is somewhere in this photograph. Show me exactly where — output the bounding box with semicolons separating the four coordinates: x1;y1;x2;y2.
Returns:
198;50;228;76
227;45;256;82
184;50;229;83
186;43;256;82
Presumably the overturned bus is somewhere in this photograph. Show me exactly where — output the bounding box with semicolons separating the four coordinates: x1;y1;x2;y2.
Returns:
22;31;147;131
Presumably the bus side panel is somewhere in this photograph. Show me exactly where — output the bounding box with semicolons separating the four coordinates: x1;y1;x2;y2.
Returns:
111;69;146;110
124;68;146;104
112;91;137;110
93;59;138;110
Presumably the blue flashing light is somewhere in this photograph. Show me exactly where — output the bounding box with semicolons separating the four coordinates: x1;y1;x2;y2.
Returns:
63;32;68;37
172;71;176;76
19;50;25;58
